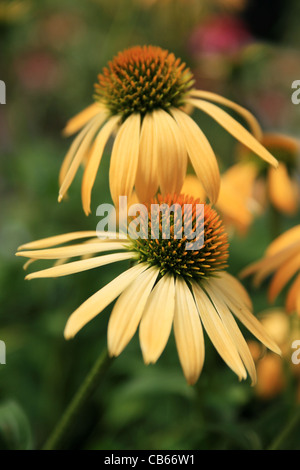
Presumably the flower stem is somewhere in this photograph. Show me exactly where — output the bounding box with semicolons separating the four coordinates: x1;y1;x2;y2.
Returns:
268;407;300;450
42;349;113;450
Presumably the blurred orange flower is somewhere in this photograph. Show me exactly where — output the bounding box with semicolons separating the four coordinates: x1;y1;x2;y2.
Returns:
180;163;259;234
248;310;300;399
241;225;300;316
237;133;300;215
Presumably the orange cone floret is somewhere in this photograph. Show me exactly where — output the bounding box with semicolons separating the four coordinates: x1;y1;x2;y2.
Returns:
95;46;194;118
128;194;229;280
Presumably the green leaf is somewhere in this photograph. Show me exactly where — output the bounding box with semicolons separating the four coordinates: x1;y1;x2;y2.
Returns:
0;401;33;450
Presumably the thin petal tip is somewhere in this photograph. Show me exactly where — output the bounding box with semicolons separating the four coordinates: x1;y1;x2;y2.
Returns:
64;325;74;340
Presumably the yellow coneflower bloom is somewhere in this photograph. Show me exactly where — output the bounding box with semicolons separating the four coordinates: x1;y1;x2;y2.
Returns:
241;225;300;316
17;194;280;385
248;309;300;400
59;45;277;214
181;163;259;234
238;133;299;215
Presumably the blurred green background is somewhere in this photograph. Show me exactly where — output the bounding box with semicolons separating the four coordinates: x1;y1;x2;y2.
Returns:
1;0;300;450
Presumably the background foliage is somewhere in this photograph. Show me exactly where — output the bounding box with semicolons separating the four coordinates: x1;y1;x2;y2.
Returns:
0;0;300;450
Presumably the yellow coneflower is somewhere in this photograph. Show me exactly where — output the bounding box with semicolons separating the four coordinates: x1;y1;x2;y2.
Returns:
181;163;259;234
59;45;277;214
238;133;299;215
17;194;280;385
241;225;300;316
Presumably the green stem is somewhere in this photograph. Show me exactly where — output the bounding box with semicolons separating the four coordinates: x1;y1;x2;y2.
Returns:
268;407;300;450
42;349;113;450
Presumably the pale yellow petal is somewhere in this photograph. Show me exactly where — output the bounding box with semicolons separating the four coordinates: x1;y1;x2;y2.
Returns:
108;266;159;356
63;103;105;137
59;115;105;201
268;163;298;215
17;231;98;251
152;109;187;196
189;90;263;140
212;280;281;355
25;252;135;279
192;282;247;380
170;107;220;203
17;231;121;252
109;113;141;207
135;112;159;202
188;98;278;167
217;272;252;309
59;120;96;187
139;274;175;364
23;259;36;270
81;115;120;215
17;242;127;260
64;263;148;339
268;251;300;302
173;278;205;385
204;281;256;384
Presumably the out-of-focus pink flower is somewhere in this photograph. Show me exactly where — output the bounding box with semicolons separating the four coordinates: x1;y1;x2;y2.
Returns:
189;15;253;58
14;51;62;93
38;13;85;49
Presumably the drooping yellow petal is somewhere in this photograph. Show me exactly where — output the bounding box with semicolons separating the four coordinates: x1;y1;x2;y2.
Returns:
17;242;128;260
266;225;300;257
188;98;278;168
192;282;247;380
213;279;281;355
135;112;159;202
63;103;105;137
64;263;148;339
25;252;135;279
109;113;141;207
218;272;252;309
189;90;263;140
23;259;36;270
81;115;120;215
59;119;99;187
173;278;205;385
170;107;220;203
139;274;175;364
204;281;256;384
268;163;298;215
59;115;105;201
108;266;159;356
152;109;187;196
268;252;300;303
